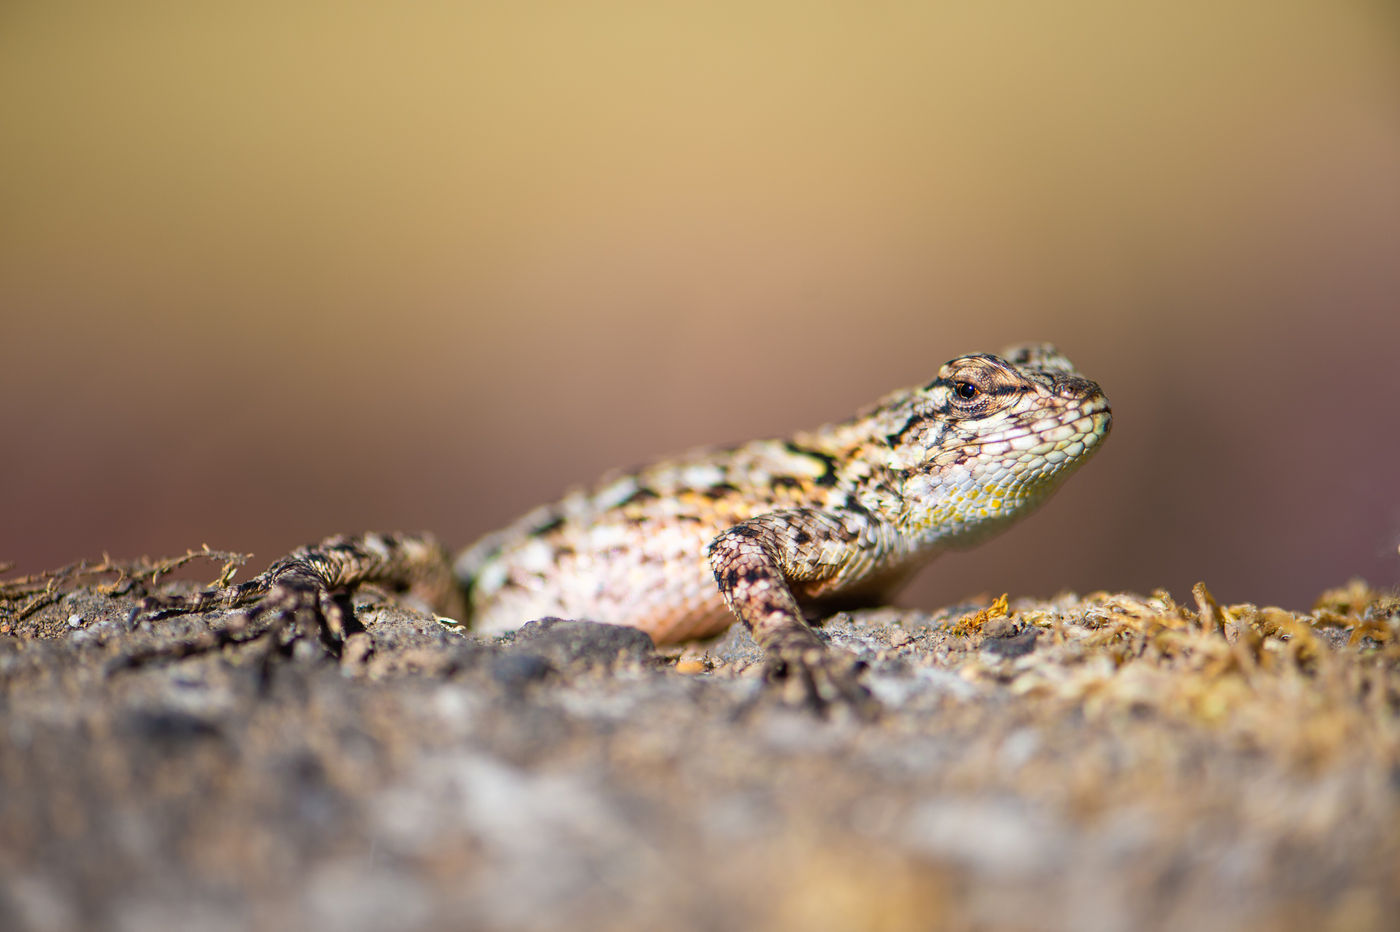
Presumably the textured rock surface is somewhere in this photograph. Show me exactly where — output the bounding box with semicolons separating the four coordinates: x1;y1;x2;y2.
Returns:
2;569;1397;931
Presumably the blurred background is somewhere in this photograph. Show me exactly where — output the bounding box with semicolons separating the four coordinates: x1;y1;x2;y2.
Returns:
2;1;1397;612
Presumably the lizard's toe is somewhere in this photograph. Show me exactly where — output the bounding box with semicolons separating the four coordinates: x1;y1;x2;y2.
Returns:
763;647;879;720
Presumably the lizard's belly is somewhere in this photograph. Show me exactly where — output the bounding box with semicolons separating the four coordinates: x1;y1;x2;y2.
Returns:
464;523;737;645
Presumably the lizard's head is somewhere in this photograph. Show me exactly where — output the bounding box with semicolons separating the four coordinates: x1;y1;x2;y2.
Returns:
890;343;1111;541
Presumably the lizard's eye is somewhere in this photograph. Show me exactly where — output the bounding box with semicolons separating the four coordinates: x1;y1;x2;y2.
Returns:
954;381;979;400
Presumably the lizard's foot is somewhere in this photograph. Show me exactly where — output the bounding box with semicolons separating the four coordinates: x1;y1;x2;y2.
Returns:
762;646;878;719
116;533;455;675
115;572;365;675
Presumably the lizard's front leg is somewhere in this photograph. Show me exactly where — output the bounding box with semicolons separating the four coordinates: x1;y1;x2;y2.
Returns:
707;509;879;713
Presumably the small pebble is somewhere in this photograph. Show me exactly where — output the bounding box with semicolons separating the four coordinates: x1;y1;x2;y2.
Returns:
341;633;374;666
675;660;706;675
982;618;1017;639
67;614;83;628
889;628;914;648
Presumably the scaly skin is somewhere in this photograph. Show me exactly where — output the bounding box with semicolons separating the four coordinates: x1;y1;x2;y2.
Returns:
137;343;1110;708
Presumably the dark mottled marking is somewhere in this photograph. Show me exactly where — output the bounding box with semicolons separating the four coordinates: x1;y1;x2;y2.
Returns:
885;411;941;448
793;529;811;545
840;499;873;519
756;594;784;613
704;482;741;498
531;514;566;536
783;442;840;487
461;541;506;600
617;486;660;508
772;476;802;491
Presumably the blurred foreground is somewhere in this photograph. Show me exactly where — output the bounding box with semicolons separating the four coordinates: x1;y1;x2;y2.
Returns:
1;564;1397;930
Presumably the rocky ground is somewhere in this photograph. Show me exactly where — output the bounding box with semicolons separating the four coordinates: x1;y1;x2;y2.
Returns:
1;554;1397;931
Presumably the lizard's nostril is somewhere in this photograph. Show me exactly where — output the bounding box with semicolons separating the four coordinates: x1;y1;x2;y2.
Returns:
1055;376;1096;399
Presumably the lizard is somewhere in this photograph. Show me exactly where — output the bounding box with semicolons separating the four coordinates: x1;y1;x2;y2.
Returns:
135;343;1111;708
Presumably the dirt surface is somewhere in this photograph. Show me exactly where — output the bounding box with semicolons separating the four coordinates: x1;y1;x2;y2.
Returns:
2;558;1398;931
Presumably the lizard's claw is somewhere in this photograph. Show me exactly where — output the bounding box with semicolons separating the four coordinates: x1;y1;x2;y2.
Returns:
116;532;458;674
117;573;366;675
763;647;879;719
234;575;361;656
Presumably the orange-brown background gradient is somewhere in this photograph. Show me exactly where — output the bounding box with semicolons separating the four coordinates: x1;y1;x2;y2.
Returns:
3;2;1398;612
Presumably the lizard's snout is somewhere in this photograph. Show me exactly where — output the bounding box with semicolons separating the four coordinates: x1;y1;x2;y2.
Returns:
1052;374;1103;401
